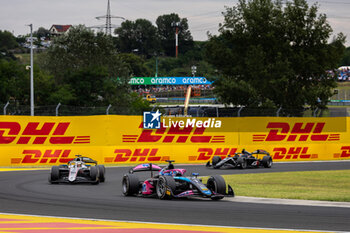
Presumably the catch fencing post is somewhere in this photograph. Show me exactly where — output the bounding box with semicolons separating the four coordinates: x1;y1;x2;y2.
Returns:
55;103;61;116
3;101;9;115
106;104;112;115
276;107;282;117
216;107;219;117
238;106;244;117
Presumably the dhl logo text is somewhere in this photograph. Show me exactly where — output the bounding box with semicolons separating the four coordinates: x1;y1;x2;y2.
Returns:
122;123;225;144
253;122;340;142
0;122;90;144
104;148;170;162
333;146;350;158
11;149;75;164
188;148;237;161
188;147;318;161
272;147;318;160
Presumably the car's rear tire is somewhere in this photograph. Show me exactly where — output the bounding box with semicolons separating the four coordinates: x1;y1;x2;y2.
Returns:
262;156;273;168
207;175;226;199
122;173;140;196
212;156;221;166
97;165;105;182
156;176;176;200
237;157;247;169
49;166;60;184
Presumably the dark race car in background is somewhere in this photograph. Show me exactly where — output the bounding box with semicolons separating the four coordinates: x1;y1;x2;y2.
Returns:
122;160;234;200
49;155;105;184
206;149;273;169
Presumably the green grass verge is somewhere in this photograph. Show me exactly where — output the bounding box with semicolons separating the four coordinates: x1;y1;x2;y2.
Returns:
14;53;41;65
215;170;350;202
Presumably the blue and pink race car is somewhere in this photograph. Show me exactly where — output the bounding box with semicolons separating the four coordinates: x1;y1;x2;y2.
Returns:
122;160;234;200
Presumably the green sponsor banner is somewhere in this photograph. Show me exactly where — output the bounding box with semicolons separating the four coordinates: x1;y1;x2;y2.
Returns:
129;77;212;85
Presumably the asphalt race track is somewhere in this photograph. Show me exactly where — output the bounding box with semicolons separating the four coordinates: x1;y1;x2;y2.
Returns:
0;161;350;232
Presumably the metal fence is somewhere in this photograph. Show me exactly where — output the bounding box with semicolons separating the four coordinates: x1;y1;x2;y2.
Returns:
148;89;215;98
162;106;344;117
1;103;143;116
2;103;348;117
330;88;350;102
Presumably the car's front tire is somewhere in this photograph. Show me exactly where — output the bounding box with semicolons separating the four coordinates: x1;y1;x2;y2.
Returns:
49;166;60;184
212;156;221;166
207;175;226;199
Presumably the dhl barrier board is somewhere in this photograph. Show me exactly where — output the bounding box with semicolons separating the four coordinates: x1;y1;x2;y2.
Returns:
0;115;349;166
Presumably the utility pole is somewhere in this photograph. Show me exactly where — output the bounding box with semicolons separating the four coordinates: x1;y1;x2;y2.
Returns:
27;24;34;116
171;22;180;58
155;57;158;77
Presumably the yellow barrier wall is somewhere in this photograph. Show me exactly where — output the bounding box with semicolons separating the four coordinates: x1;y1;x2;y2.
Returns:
0;115;349;166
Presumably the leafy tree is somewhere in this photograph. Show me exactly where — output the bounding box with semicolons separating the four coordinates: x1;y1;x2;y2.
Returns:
34;27;50;39
38;25;133;108
34;69;64;105
0;58;71;107
339;47;350;66
0;59;27;103
63;66;109;106
117;53;151;77
114;19;161;57
15;35;26;45
205;0;345;112
0;30;18;50
40;25;128;80
156;13;194;56
126;92;152;115
0;30;19;61
45;84;75;105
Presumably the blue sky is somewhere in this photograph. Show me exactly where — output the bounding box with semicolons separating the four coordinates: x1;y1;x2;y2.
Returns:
0;0;349;46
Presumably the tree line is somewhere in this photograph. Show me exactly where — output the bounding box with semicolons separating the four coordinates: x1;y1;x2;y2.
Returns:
0;0;349;115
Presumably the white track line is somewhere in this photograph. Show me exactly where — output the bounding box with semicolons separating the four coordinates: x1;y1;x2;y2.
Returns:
227;196;350;208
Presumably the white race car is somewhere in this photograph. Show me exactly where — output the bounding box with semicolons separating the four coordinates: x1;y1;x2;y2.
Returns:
49;155;105;184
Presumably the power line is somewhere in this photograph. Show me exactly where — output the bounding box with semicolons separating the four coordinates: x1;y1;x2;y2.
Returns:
191;26;219;32
328;15;350;19
185;11;222;19
313;1;350;5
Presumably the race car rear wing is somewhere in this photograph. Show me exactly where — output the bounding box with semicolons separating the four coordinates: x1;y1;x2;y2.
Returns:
68;155;97;165
81;157;97;164
129;163;162;174
251;149;270;155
